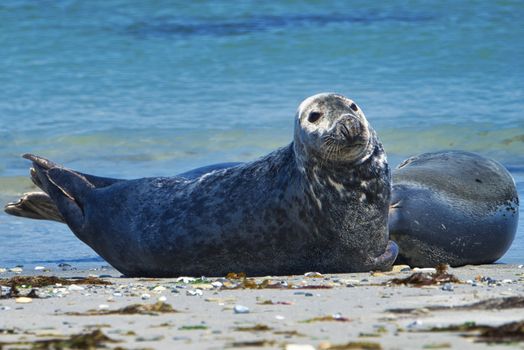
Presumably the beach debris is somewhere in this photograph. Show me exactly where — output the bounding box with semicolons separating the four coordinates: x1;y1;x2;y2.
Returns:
136;335;165;342
256;299;293;305
301;313;350;323
152;285;167;292
211;281;223;288
0;275;111;288
275;315;285;320
318;341;383;349
158;295;167;302
68;284;85;291
422;343;451;349
304;272;323;278
15;297;32;304
388;296;524;314
178;324;208;330
220;272;333;290
68;301;177;316
176;276;196;283
387;264;460;287
0;329;118;349
274;330;305;337
227;339;277;348
413;267;437;273
235;324;272;332
441;283;454;292
234;305;250;314
286;344;315;350
428;321;485;333
205;297;237;304
391;265;411;273
407;320;424;329
186;289;203;296
141;293;151;300
227;272;247;279
458;296;524;310
34;266;46;271
476;320;524;343
0;268;6;274
426;320;524;343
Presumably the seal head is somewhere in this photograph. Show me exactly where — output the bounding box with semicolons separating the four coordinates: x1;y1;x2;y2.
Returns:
294;93;374;165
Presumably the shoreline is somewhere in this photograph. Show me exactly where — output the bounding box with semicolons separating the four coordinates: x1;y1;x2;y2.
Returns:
1;264;523;349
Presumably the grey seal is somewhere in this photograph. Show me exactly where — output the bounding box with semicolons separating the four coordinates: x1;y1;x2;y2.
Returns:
389;150;519;267
5;93;398;277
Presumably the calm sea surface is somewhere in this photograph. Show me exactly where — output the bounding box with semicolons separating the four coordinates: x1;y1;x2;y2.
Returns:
0;1;522;267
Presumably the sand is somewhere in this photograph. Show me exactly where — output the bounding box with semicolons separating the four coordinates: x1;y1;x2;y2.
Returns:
0;264;523;349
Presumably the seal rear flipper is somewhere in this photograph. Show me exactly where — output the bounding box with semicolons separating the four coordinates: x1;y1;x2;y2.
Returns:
4;192;64;223
23;153;121;189
31;162;94;231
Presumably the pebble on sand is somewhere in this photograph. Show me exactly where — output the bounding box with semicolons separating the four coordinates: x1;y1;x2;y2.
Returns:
234;305;250;314
15;297;32;304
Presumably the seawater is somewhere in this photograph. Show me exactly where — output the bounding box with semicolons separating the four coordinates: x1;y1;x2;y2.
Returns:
0;1;522;267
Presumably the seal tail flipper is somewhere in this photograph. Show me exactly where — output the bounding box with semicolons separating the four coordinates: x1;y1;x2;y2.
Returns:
4;192;64;223
27;154;95;231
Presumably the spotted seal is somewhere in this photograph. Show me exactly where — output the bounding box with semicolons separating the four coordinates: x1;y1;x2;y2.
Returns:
389;150;519;267
5;93;398;277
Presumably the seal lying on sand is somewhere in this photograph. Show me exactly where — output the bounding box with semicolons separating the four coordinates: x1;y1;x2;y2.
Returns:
389;150;519;267
5;93;398;277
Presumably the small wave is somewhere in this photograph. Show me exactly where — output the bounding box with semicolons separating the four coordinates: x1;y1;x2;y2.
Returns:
125;13;434;38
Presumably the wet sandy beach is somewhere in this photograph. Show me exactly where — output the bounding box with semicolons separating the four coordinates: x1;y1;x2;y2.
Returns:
1;264;523;349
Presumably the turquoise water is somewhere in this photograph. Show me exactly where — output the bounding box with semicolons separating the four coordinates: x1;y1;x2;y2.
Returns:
0;1;522;267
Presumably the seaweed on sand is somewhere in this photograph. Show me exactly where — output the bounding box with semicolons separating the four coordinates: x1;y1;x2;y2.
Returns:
67;301;177;316
386;264;460;287
0;329;118;349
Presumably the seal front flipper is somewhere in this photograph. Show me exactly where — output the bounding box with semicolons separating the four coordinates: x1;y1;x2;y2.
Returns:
370;240;399;271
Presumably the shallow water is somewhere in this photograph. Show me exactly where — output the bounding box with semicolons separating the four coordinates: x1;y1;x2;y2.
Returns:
0;1;522;267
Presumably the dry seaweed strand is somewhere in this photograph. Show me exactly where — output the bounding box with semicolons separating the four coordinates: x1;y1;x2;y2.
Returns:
0;329;118;349
477;320;524;343
0;275;111;299
387;264;460;287
426;320;524;344
388;296;524;314
227;339;277;348
222;272;333;290
234;324;272;332
300;315;351;323
319;341;383;350
66;301;177;316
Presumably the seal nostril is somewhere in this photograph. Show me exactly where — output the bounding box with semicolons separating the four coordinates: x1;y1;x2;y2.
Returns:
350;103;358;112
308;111;323;123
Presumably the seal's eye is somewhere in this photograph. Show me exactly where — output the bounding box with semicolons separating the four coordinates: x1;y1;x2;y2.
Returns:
350;103;358;112
308;111;323;123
